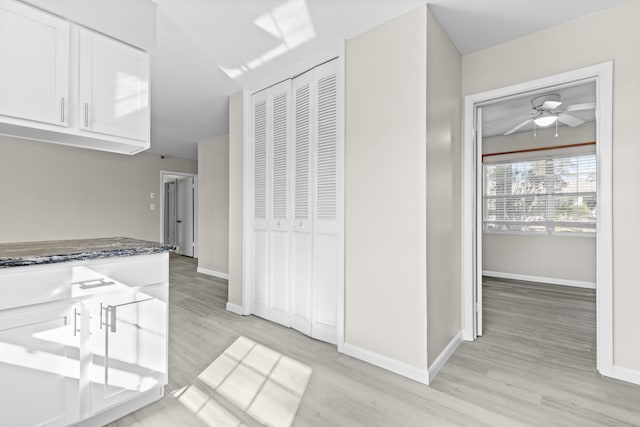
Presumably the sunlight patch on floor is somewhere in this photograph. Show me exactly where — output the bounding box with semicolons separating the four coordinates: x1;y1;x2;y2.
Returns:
198;336;312;427
172;385;246;427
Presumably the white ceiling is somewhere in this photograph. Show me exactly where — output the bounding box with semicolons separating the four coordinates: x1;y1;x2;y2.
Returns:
149;0;625;159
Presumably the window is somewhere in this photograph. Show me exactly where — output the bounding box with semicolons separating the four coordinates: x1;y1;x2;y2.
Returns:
483;152;596;234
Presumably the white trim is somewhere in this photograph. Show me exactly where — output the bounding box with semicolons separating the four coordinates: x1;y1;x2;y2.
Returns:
197;267;229;280
612;365;640;386
242;88;253;316
483;271;596;289
462;62;614;377
342;342;429;385
427;331;463;382
336;43;346;353
226;302;246;316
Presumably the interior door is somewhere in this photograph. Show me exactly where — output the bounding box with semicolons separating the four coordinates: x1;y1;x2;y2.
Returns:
475;107;483;337
165;181;176;245
176;177;194;257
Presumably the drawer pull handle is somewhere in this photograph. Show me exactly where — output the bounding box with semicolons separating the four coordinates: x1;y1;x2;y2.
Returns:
69;278;116;289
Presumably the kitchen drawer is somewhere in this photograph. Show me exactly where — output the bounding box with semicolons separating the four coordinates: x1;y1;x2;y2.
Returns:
0;253;167;311
0;263;73;310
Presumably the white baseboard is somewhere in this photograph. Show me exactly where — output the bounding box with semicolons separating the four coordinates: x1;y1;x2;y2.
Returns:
612;365;640;386
197;267;229;280
428;331;463;382
341;342;429;385
483;270;595;289
225;302;245;316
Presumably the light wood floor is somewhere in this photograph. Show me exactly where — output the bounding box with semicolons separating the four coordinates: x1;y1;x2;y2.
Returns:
110;256;640;426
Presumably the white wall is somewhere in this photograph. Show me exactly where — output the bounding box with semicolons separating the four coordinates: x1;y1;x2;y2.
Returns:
197;134;229;276
24;0;157;50
228;91;244;306
482;123;596;285
425;8;462;367
345;6;428;370
0;135;196;243
462;0;640;371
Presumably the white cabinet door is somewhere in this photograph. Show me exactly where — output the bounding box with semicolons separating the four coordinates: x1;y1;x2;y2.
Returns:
88;288;167;413
79;28;149;142
0;303;79;427
0;0;69;126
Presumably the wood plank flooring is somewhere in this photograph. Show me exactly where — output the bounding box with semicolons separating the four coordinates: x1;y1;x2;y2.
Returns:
109;256;640;426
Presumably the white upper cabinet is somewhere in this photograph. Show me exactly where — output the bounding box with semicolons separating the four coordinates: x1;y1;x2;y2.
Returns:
0;0;150;155
79;28;149;142
0;0;69;126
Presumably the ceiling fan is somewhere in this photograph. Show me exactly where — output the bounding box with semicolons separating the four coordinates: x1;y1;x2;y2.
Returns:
503;94;596;136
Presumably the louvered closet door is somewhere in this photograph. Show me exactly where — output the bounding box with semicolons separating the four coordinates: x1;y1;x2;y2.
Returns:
290;72;314;336
268;81;292;327
251;89;270;320
312;60;339;344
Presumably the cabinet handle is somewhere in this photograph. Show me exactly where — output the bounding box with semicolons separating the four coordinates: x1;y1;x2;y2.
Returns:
60;97;65;123
84;103;89;127
109;305;117;333
73;307;79;336
100;303;104;329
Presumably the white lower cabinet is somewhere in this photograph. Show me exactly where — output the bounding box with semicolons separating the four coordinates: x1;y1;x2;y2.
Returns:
0;303;80;427
0;253;168;426
88;287;167;414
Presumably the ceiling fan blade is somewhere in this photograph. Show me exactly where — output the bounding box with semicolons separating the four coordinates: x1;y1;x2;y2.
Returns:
557;113;585;127
504;119;532;135
564;102;596;112
542;100;562;110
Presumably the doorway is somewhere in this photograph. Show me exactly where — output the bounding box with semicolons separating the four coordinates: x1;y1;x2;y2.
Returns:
462;62;613;377
160;171;198;258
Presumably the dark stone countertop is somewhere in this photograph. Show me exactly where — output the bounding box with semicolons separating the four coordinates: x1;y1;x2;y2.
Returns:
0;237;176;268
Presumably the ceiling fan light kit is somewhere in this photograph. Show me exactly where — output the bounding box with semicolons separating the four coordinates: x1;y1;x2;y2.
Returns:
502;93;594;137
533;113;558;127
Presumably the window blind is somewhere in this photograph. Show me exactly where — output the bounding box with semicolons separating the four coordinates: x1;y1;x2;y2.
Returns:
483;153;596;234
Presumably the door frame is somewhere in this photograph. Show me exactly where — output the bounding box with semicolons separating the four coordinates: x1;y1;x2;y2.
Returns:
462;62;613;376
159;170;198;258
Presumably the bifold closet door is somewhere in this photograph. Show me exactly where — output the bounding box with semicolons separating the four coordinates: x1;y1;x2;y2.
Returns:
290;72;314;336
251;81;292;327
251;89;270;321
250;59;340;345
268;81;292;327
311;60;339;344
